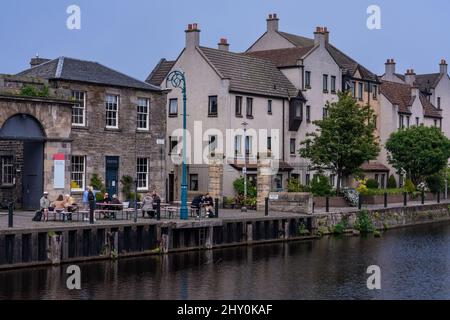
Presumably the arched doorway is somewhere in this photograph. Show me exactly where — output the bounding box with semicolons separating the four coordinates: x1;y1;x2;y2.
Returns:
0;114;46;209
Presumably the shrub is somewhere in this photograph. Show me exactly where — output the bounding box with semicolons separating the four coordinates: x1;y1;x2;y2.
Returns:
404;179;416;193
341;188;359;207
366;179;379;189
356;178;369;194
426;173;445;194
387;175;397;189
354;210;375;234
310;174;333;197
90;174;105;193
121;175;134;200
20;84;50;97
298;223;310;236
233;177;257;198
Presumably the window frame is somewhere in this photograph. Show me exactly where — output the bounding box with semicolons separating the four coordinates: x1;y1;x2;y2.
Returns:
267;99;273;115
70;155;85;192
358;82;364;100
331;76;336;93
372;84;378;100
1;156;14;186
136;157;149;191
246;97;253;118
189;174;199;191
305;71;311;88
290;138;296;155
306;105;311;123
235;96;243;117
71;90;86;127
105;94;119;129
323;74;329;93
208;95;218;117
169;98;178;117
137;97;150;131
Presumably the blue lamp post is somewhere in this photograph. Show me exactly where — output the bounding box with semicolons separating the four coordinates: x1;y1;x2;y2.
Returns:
166;70;188;220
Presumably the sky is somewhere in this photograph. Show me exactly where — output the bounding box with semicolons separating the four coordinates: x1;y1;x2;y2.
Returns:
1;0;449;80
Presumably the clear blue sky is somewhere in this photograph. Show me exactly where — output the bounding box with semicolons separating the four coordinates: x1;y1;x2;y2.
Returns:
1;0;449;80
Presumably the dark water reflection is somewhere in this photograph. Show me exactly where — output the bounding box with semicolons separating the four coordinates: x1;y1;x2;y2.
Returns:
1;222;450;300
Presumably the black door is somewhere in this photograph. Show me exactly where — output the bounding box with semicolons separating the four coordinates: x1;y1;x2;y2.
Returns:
105;156;119;197
22;141;44;210
168;174;174;203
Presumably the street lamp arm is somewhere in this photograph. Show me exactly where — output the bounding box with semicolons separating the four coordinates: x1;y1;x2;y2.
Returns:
166;70;186;91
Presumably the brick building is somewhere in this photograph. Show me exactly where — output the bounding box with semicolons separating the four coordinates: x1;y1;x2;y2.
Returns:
0;57;167;209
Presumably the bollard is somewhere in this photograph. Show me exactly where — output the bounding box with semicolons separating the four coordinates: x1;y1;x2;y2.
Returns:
156;201;161;221
437;192;441;204
265;197;269;216
358;194;362;210
215;198;219;218
325;196;330;213
403;192;408;207
8;202;13;228
384;192;388;208
421;191;425;205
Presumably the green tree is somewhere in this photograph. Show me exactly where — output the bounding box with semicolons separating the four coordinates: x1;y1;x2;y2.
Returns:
385;126;450;185
310;174;333;197
299;92;380;194
387;175;397;189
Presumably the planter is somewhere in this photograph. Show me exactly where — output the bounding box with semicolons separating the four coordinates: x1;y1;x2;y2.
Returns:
314;196;348;208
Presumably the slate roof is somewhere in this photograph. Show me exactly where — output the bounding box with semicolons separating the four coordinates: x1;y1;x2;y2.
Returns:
146;58;176;86
198;46;299;98
361;162;390;172
380;80;442;118
245;46;315;68
249;31;378;82
17;57;161;91
415;73;441;93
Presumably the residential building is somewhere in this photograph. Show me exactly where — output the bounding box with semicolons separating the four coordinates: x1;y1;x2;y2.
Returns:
0;57;166;209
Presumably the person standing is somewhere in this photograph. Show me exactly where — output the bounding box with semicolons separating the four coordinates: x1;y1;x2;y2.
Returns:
82;186;90;211
88;186;96;224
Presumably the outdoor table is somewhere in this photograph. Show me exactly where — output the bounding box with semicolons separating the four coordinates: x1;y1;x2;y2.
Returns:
95;203;125;220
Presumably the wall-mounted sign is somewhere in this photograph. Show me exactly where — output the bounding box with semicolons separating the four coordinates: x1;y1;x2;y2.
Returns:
269;194;279;200
157;139;165;145
53;153;65;189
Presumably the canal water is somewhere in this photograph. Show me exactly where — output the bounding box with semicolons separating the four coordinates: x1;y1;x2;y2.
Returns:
1;222;450;300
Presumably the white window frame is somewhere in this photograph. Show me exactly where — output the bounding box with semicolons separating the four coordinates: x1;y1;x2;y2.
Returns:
70;156;85;192
1;156;14;186
106;94;119;129
136;158;149;191
71;91;86;127
234;135;242;157
169;98;178;116
137;98;150;131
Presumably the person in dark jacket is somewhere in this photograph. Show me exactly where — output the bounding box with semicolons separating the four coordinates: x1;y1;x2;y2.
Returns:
88;186;96;223
203;193;214;218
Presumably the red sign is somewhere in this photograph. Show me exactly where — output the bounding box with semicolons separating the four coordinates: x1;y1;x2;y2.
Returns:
53;153;65;161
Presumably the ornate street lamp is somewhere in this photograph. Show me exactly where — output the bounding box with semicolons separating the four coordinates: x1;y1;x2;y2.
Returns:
166;70;188;220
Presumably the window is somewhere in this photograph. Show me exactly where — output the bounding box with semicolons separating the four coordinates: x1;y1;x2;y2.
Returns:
169;136;179;154
267;100;272;114
137;98;150;130
208;96;218;116
71;91;86;126
245;136;253;156
169;98;178;116
381;174;386;189
323;74;328;92
136;158;148;190
330;174;336;187
406;116;410;128
358;82;363;100
290;138;296;155
275;174;283;190
372;85;378;99
209;135;217;154
105;95;119;128
399;115;404;129
295;102;302;118
246;97;253;117
267;136;272;151
331;76;336;93
189;174;199;191
234;135;242;156
235;96;242;116
351;81;356;98
434;119;438;127
305;71;311;88
437;97;441;109
373;115;378;129
305;174;311;186
416;117;420;126
1;156;14;186
70;156;85;191
306;105;311;123
323;107;328;119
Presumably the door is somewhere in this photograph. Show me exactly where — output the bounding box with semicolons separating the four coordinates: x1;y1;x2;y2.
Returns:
22;141;44;210
168;174;174;203
105;156;119;197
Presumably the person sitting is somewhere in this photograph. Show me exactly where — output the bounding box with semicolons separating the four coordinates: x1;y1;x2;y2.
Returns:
191;194;204;218
51;194;69;220
203;193;215;218
38;191;51;222
64;194;78;220
141;192;154;218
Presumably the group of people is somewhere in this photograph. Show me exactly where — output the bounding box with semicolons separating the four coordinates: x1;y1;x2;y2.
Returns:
191;193;215;218
141;191;162;218
36;192;78;222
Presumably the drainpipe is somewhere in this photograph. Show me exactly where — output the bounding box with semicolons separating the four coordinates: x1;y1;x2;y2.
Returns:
282;99;286;162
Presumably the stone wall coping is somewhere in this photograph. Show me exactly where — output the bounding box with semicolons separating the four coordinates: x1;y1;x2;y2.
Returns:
0;94;74;107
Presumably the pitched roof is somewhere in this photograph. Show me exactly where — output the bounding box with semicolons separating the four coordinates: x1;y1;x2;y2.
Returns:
380;81;413;114
245;46;314;68
361;162;390;172
146;58;176;86
251;31;378;82
415;73;441;92
17;57;161;91
380;80;442;118
198;46;299;98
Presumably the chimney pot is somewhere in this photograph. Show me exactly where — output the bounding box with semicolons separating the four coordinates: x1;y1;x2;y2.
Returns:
269;14;273;19
273;13;277;18
266;13;279;32
440;59;448;74
185;23;200;49
218;38;230;51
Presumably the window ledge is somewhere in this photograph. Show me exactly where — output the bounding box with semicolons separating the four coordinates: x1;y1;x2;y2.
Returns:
105;127;121;132
0;184;15;189
136;129;150;133
246;115;254;119
235;114;243;118
72;125;88;130
208;114;218;118
168;114;178;118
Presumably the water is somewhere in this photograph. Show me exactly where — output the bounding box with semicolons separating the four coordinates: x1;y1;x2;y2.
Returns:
1;222;450;300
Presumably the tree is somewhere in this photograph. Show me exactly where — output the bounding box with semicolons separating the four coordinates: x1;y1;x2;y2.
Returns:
385;126;450;185
299;91;380;194
387;175;397;189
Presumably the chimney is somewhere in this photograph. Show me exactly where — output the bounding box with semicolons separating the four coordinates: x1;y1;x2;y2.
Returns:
267;13;279;32
218;38;230;52
314;27;329;47
385;58;396;77
405;69;416;86
185;23;200;49
30;55;50;68
440;59;448;75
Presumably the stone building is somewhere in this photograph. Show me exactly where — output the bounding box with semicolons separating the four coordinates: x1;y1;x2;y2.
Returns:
0;57;166;209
